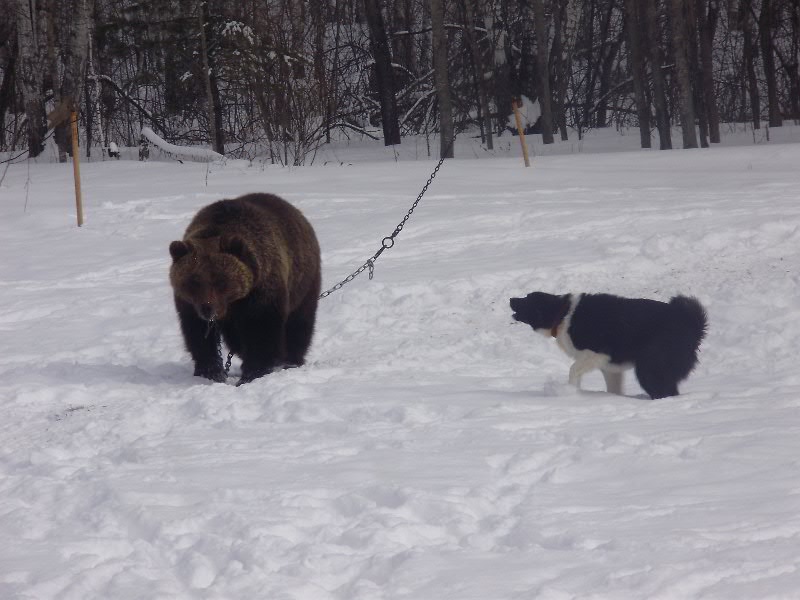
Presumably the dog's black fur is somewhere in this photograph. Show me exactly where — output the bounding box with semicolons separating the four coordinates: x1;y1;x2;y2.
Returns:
510;292;707;399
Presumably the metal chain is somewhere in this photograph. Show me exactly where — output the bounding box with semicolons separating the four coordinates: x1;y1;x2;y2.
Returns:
319;154;447;299
205;319;234;376
194;146;451;371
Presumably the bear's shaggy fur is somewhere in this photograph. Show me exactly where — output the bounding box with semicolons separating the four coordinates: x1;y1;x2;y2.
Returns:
169;193;321;385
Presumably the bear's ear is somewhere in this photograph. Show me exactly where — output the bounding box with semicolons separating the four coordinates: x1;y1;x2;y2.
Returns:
221;236;259;280
169;240;192;262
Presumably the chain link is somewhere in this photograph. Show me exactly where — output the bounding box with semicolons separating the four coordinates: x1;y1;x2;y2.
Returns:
205;319;235;376
319;155;447;299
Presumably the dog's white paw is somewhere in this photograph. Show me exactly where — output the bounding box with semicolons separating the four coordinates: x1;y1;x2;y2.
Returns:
543;377;574;397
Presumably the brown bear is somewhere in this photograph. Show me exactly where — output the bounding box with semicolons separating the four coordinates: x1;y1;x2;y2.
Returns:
169;193;321;385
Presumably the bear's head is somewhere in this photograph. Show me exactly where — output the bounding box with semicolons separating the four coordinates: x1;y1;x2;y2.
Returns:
169;236;258;322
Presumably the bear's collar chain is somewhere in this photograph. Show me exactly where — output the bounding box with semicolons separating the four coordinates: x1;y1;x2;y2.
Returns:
318;142;450;299
205;318;234;376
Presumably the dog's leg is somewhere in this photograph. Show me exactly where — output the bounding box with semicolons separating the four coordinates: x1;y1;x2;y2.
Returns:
602;370;624;395
568;351;607;389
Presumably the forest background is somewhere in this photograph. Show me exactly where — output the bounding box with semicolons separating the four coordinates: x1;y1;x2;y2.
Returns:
1;0;798;166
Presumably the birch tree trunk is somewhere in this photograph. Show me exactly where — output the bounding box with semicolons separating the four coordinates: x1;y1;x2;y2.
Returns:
15;0;47;157
431;0;454;158
669;0;699;148
0;39;17;148
59;0;95;158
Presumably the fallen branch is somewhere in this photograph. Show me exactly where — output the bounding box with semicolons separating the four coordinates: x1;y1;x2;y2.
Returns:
141;127;224;163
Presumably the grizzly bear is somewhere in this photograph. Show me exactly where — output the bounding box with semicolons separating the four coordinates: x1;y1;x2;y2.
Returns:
169;193;321;385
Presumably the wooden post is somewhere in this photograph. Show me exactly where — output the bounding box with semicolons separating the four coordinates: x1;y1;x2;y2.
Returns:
70;110;84;227
512;98;531;167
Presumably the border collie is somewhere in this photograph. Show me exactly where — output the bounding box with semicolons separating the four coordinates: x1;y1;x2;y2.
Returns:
509;292;707;399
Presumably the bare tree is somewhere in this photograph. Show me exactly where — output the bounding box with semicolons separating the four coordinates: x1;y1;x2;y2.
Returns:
198;0;224;155
551;0;583;141
431;0;454;157
697;0;720;142
461;0;493;149
531;0;554;143
738;0;761;129
364;0;401;145
624;0;651;148
14;0;47;157
669;0;699;148
641;0;671;148
58;0;96;159
759;0;783;127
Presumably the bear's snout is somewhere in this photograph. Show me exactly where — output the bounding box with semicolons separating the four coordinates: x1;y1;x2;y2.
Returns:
197;302;216;322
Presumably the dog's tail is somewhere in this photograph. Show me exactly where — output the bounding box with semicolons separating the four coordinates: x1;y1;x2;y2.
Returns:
636;296;708;398
668;295;708;349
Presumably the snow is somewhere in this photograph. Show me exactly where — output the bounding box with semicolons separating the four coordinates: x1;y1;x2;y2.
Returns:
2;127;800;599
140;127;224;163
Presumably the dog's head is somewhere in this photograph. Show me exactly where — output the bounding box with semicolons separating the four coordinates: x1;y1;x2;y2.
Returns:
510;292;571;337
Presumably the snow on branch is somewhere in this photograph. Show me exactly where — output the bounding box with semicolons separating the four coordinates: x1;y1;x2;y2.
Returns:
140;127;224;163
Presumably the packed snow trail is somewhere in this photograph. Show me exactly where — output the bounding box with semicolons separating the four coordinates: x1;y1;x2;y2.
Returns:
1;132;800;599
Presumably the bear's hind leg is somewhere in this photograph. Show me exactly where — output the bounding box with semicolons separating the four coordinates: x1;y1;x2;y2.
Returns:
236;305;287;385
285;289;319;368
175;297;226;382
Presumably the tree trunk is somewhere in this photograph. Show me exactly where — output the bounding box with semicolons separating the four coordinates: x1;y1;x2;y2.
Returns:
15;0;47;157
697;0;720;142
551;0;582;141
461;0;493;149
759;0;782;127
392;0;416;80
59;0;95;158
791;0;800;121
641;0;671;149
198;0;225;155
669;0;698;148
326;0;343;144
624;0;651;148
531;0;554;144
0;37;17;149
686;0;709;147
740;0;760;128
363;0;401;145
486;11;512;137
431;0;454;158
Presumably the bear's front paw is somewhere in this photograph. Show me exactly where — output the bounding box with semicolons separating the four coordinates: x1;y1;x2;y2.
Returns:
194;365;227;383
237;366;273;386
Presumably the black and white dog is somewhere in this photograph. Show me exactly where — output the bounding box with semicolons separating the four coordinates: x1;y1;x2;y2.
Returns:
509;292;707;399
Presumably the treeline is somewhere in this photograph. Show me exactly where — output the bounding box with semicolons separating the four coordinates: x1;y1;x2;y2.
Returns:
0;0;798;164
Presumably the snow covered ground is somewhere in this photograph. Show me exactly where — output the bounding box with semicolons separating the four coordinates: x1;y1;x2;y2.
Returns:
2;127;800;599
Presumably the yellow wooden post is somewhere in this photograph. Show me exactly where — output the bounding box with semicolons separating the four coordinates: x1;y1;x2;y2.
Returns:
70;110;84;227
512;98;531;168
